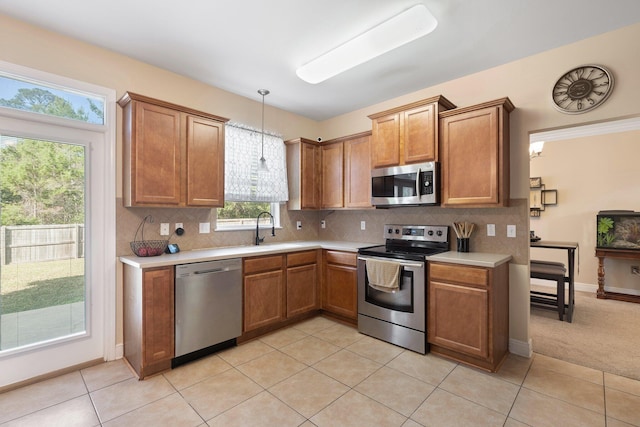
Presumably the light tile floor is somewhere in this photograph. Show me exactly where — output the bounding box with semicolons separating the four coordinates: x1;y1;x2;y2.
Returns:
1;316;639;426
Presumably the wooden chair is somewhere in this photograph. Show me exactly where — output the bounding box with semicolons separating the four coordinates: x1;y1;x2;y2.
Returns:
530;260;573;322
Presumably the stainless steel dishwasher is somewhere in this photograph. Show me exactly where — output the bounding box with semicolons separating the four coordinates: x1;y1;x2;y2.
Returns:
174;258;242;366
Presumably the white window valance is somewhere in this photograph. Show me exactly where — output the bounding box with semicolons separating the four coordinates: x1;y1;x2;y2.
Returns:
224;123;289;202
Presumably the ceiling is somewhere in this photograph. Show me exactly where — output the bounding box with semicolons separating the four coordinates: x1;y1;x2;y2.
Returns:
2;0;640;121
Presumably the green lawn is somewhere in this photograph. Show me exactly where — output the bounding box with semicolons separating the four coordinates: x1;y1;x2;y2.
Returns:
0;259;84;314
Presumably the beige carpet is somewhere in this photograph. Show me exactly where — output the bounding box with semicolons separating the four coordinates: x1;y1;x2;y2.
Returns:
530;288;640;380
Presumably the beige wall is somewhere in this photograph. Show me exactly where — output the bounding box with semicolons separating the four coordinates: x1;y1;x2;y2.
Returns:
530;130;640;295
3;12;640;354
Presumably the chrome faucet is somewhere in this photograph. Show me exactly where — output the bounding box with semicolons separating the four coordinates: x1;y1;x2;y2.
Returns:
255;211;275;245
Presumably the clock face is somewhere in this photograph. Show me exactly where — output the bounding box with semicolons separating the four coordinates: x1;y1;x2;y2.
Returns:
552;65;614;114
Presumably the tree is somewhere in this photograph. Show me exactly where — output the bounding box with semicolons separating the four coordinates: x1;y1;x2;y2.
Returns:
217;201;271;220
1;138;84;225
1;88;88;226
0;88;89;122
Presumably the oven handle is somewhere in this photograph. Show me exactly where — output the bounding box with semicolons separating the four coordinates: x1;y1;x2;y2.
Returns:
357;256;424;269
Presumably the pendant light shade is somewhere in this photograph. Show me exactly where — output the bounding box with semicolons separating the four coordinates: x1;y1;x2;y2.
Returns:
258;89;270;172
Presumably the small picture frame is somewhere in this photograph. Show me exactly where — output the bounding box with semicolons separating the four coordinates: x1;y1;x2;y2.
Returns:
530;188;544;209
542;189;557;205
529;177;542;188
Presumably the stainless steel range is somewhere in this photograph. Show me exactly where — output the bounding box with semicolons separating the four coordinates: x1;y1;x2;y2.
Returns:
357;224;449;354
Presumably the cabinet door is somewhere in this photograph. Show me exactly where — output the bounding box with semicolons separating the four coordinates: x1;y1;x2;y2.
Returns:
301;142;321;209
428;281;488;358
287;263;318;317
142;267;175;367
344;134;372;208
133;101;182;205
244;270;285;332
440;106;502;206
371;113;400;168
321;142;344;208
323;263;357;320
403;103;436;164
186;115;224;207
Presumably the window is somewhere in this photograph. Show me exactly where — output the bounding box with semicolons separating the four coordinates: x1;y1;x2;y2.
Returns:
217;201;281;230
216;123;288;230
0;74;105;125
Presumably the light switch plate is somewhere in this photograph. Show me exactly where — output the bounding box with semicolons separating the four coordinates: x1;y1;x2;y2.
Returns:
296;221;302;230
487;224;496;236
320;220;326;229
160;223;170;236
507;225;516;238
199;222;211;234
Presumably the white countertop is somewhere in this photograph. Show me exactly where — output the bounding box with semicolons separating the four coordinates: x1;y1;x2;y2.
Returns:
427;251;512;268
120;240;378;269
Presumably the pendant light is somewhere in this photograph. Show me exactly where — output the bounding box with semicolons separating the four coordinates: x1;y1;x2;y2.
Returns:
258;89;270;172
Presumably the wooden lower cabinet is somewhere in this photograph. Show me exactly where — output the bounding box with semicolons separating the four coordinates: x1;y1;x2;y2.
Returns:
286;250;320;317
123;264;175;379
428;261;509;372
322;250;358;321
243;255;286;332
243;251;321;334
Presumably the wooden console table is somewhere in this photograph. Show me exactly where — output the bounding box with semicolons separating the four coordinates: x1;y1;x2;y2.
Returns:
595;248;640;303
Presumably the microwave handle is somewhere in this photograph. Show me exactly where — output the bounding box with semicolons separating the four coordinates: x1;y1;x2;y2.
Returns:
416;167;421;197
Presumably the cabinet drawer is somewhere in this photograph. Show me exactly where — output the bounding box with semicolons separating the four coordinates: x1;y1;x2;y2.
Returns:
430;263;488;287
325;250;357;267
287;250;318;267
244;255;284;275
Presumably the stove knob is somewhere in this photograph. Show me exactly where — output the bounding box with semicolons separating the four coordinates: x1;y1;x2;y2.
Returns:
387;228;393;234
395;228;400;234
427;230;434;236
436;230;443;236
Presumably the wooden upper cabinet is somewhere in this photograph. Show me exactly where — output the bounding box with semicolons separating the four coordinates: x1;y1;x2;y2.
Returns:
319;131;372;210
286;138;321;210
186;115;225;206
118;92;228;208
344;132;372;209
321;141;344;209
439;98;514;208
368;96;456;168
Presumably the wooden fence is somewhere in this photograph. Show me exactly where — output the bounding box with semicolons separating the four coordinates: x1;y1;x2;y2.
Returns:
1;224;85;265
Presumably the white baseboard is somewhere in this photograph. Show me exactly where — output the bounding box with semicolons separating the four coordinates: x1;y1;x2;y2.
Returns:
509;338;532;358
115;343;124;359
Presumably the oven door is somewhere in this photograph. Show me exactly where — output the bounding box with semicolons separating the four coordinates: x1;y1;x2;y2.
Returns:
357;255;426;332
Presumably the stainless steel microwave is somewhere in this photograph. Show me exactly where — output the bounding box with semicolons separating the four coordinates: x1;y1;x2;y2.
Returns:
371;162;439;207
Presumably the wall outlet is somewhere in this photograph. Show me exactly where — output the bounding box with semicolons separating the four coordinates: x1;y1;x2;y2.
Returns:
296;221;302;230
360;221;366;230
160;223;170;236
175;222;183;231
487;224;496;237
199;222;210;234
507;225;516;238
320;220;326;229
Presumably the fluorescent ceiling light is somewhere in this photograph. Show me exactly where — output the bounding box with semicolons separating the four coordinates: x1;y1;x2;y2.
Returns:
296;4;437;84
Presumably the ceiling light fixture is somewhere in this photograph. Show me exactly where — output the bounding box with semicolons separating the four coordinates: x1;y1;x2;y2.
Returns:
296;4;438;84
258;88;270;172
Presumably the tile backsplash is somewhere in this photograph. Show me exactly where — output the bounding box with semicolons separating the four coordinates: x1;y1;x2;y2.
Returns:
117;198;528;265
